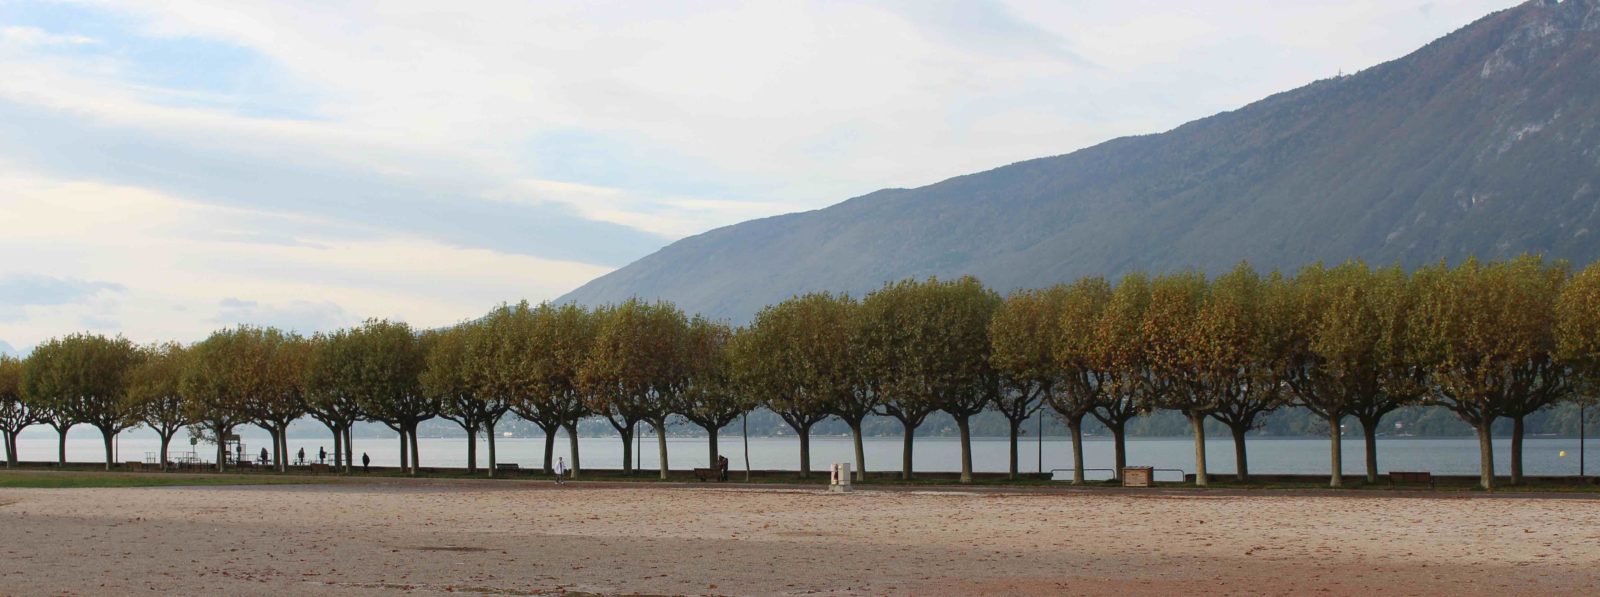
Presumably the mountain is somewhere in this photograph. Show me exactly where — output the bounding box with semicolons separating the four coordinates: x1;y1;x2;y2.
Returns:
561;0;1600;322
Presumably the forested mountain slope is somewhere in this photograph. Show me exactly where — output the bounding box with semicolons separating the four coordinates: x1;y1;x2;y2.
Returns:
562;0;1600;322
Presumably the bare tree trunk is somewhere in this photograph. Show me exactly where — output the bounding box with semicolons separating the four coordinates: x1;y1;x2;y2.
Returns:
1360;415;1380;484
1007;419;1021;480
486;419;497;478
1510;415;1525;486
900;420;915;480
216;431;227;472
101;428;115;471
850;420;867;482
619;427;634;475
707;426;719;467
57;426;68;466
1189;413;1209;487
398;427;409;473
1229;423;1249;483
957;416;974;484
1476;422;1496;490
1069;416;1087;484
542;423;558;475
564;422;581;478
1328;415;1343;488
1110;419;1128;482
798;423;816;479
344;426;354;473
408;425;421;476
3;430;13;467
655;420;669;480
331;426;343;469
466;426;479;474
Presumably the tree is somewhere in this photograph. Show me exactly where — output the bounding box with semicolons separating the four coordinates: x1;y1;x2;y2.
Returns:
1413;257;1569;489
303;331;367;472
343;320;433;476
423;322;506;475
1142;272;1215;485
1199;264;1293;482
680;316;749;467
20;334;142;470
733;293;856;480
0;355;40;467
992;285;1070;480
1558;261;1600;451
859;277;994;481
1087;273;1155;482
1050;280;1115;484
240;329;307;472
123;342;193;469
182;327;269;471
517;302;596;477
580;300;690;480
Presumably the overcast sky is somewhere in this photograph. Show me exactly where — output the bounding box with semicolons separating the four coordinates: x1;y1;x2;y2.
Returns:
0;0;1515;355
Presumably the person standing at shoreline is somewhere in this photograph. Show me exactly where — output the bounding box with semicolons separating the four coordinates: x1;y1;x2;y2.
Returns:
554;457;568;485
362;452;370;473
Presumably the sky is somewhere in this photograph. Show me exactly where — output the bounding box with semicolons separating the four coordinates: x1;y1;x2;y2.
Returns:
0;0;1517;356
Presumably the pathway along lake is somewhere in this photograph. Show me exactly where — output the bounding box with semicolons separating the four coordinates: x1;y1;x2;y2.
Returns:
10;428;1599;479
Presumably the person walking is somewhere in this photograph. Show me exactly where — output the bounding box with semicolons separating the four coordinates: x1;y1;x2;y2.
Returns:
297;447;305;466
361;452;371;473
554;456;568;485
259;447;269;465
318;446;326;464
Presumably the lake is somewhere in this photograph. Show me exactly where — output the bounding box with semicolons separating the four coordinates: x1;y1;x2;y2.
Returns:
10;427;1599;480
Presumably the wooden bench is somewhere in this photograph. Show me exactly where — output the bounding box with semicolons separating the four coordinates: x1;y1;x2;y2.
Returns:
495;463;520;472
124;461;144;472
693;461;729;482
309;463;330;474
1390;471;1434;489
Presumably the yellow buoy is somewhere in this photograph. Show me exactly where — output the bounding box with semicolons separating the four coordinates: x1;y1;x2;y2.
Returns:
1559;450;1567;458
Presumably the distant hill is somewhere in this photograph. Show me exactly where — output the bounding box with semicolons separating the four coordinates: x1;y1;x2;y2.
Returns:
561;0;1600;322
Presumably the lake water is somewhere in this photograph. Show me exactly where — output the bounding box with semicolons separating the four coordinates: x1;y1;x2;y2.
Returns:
10;427;1599;480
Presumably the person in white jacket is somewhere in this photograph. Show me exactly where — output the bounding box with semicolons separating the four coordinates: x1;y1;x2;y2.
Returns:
554;457;568;485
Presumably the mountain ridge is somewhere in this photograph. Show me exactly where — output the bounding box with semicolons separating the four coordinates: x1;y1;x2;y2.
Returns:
561;0;1600;322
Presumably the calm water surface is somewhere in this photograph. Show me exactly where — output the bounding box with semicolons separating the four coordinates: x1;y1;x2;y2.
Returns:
12;427;1600;480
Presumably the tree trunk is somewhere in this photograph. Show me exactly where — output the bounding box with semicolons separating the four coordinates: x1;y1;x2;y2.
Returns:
1328;415;1344;488
619;427;634;475
1110;419;1128;482
466;426;479;474
1069;416;1086;485
3;430;12;468
798;423;813;479
1007;419;1022;481
486;419;497;478
1189;413;1209;487
1229;423;1249;483
900;420;915;480
216;431;227;472
57;426;68;466
332;426;344;469
707;426;719;467
850;420;867;482
742;413;751;483
408;425;421;476
1510;415;1526;486
542;423;558;475
564;422;581;478
957;416;974;484
273;428;285;472
1476;421;1496;490
398;427;409;473
101;427;115;471
655;420;669;480
1360;415;1379;484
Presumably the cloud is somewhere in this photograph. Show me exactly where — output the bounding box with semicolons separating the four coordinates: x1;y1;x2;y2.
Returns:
213;298;354;335
0;274;125;322
0;26;98;47
0;339;17;357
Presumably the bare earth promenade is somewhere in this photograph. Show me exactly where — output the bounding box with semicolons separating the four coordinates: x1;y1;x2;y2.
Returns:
2;474;1598;596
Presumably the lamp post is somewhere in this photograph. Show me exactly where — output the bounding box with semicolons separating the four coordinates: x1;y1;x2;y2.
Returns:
1036;412;1043;474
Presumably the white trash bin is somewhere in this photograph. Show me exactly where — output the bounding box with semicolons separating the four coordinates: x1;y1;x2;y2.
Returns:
830;462;853;493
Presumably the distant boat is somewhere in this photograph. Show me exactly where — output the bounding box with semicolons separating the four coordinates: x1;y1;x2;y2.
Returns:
502;432;514;437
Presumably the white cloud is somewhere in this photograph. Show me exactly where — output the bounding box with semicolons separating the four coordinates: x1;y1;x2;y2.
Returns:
0;26;98;47
0;169;611;348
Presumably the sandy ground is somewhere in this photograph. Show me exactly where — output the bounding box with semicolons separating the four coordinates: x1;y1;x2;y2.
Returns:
1;478;1598;596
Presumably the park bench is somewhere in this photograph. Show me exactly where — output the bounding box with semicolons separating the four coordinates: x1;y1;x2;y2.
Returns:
693;460;729;482
1389;471;1434;489
124;461;144;472
309;463;330;474
495;463;520;472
